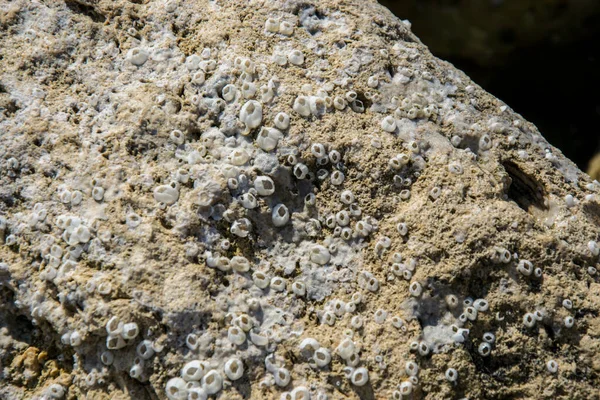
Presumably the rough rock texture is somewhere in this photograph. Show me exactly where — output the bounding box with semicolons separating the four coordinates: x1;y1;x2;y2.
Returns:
1;1;600;399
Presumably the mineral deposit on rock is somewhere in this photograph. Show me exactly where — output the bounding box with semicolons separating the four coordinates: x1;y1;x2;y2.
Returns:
0;1;599;399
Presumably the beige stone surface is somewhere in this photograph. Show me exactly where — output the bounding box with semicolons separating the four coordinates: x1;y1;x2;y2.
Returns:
0;1;599;399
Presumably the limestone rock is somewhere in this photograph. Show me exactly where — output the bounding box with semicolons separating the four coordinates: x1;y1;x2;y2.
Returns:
0;0;599;399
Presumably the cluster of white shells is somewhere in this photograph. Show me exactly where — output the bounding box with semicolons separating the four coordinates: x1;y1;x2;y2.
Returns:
1;1;599;399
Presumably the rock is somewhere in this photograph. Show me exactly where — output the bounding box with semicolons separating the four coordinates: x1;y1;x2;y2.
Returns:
0;0;599;399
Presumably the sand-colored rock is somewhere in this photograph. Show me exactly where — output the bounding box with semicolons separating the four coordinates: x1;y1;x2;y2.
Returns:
0;1;599;399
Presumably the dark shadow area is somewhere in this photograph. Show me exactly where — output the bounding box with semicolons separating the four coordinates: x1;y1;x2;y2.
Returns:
378;1;600;173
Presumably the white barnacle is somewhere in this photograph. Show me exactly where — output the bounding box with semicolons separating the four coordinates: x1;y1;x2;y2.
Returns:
517;260;533;276
308;96;326;117
588;240;599;256
222;84;237;102
314;347;331;367
191;70;205;85
564;315;575;328
381;116;397;132
340;227;353;241
100;351;114;366
350;315;363;329
239;193;258;209
274;112;290;130
241;81;257;99
185;54;202;70
445;368;458;382
336;338;356;360
336;210;350;227
331;170;345;185
407;140;420;154
523;312;536;328
270;276;287;291
288;49;304;65
230;256;250;273
365;275;379;292
351;367;369;386
252;271;270;289
465;306;478;321
122;322;139;340
224;358;244;381
400;189;411;200
106;334;126;350
354;220;372;237
473;299;489;312
310;245;331;265
399;381;413;395
228;149;250;166
405;361;419;376
92;186;104;201
272;204;290;227
231;218;252;237
292;281;306;296
181;360;207;381
411;341;426;357
240;100;263;129
228;326;246;345
273;368;291;387
367;75;379;88
478;342;492;356
293;163;309;179
409;282;423;297
546;360;558;374
265;18;280;33
137;340;155;360
128;48;148;66
299;337;320;354
329;149;341;164
201;370;222;395
254;176;275;196
448;162;464;175
260;85;275;103
256;127;283;151
479;134;492;151
452;328;469;343
293;96;311;117
340;190;355;205
153;184;179;205
482;332;496;344
396;223;408;236
279;21;294;36
165;377;187;400
333;96;347;110
429;186;442;200
125;212;141;229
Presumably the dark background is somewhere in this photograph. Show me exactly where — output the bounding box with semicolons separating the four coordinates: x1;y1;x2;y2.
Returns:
378;0;600;177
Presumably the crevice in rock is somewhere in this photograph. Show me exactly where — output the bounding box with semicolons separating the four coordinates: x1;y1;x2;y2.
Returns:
502;160;547;214
64;0;106;23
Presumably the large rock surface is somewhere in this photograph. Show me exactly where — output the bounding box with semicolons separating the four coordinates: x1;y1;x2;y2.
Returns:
1;1;599;399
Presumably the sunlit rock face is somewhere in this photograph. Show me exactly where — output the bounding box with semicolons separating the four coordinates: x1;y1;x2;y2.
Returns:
0;1;599;399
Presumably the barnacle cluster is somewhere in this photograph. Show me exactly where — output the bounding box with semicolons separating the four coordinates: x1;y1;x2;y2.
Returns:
0;0;599;399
